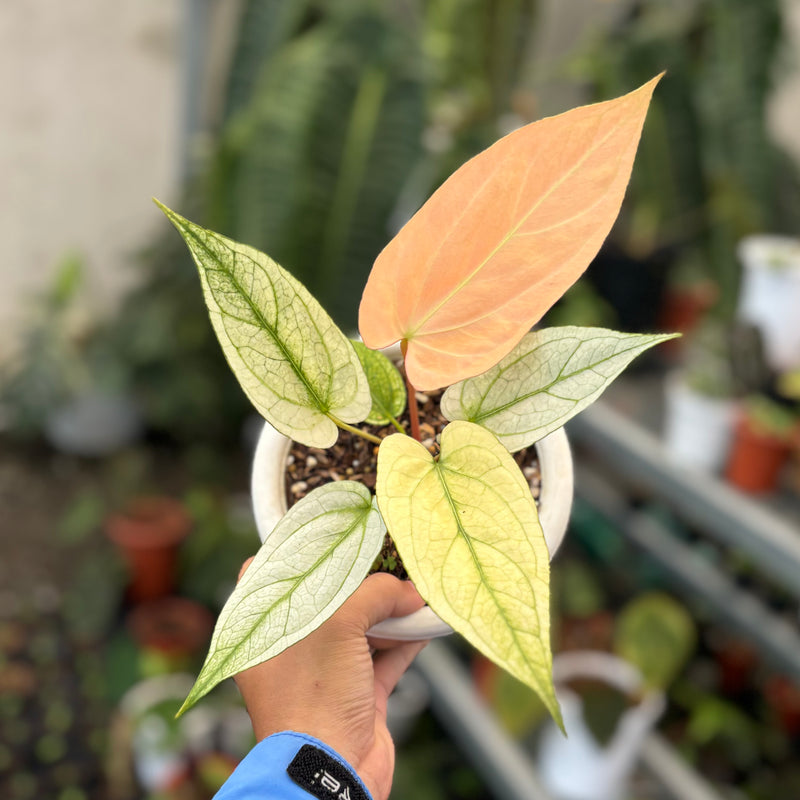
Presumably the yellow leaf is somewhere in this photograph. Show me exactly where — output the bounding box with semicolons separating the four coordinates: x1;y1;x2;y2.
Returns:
376;421;562;725
359;76;661;390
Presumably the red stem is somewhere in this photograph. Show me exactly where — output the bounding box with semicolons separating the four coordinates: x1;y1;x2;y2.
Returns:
401;340;421;442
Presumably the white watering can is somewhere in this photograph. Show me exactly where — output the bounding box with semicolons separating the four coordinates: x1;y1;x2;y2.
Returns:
537;651;665;800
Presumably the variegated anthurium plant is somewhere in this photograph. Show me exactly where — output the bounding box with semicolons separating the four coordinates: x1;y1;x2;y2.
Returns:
159;75;674;724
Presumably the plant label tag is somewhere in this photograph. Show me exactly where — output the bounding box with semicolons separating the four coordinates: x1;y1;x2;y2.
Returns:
287;744;369;800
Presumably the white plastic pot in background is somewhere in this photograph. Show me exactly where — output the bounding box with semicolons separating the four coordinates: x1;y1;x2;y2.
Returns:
120;674;196;792
536;651;666;800
45;390;142;457
251;421;574;641
120;674;252;793
662;374;736;473
737;235;800;372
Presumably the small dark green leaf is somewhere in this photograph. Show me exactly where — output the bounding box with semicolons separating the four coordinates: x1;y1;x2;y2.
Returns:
351;341;406;426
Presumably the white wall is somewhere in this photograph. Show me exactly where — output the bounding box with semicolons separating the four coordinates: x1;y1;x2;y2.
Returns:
0;1;181;362
770;0;800;165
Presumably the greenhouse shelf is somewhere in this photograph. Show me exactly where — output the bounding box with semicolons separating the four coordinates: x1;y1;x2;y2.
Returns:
568;401;800;603
415;641;726;800
575;465;800;683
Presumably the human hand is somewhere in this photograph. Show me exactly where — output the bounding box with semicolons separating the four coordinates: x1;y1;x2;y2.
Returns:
233;564;428;800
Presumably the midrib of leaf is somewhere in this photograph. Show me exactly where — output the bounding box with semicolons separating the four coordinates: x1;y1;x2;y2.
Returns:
433;460;536;665
184;222;330;413
470;337;652;422
207;508;370;674
406;113;626;339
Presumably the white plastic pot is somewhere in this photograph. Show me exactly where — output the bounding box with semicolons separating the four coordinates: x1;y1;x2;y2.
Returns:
120;674;195;792
662;374;736;473
120;674;253;792
737;235;800;371
536;651;666;800
251;420;573;641
45;390;142;457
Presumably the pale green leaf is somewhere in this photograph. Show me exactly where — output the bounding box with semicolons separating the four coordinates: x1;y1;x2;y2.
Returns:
441;327;678;451
181;481;385;714
376;421;561;726
156;201;370;447
351;341;406;426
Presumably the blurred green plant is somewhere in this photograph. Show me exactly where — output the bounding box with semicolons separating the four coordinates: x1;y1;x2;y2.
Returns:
178;488;259;610
111;206;251;444
0;253;131;438
208;1;427;327
571;0;800;317
741;394;798;439
614;592;697;690
681;320;738;398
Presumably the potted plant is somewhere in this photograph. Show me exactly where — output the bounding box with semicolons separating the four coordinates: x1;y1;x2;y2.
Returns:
119;674;252;795
737;235;800;372
105;497;193;604
725;394;797;493
0;252;142;456
157;75;675;725
127;597;215;676
663;320;738;472
656;256;718;359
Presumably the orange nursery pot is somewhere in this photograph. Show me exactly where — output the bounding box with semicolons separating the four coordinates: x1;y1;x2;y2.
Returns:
106;497;192;603
657;281;717;359
725;416;792;494
127;597;214;671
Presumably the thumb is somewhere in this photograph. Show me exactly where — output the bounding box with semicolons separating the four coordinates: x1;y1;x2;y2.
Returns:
237;556;255;582
343;573;426;633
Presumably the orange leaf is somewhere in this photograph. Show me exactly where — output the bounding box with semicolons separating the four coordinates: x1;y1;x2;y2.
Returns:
359;75;661;390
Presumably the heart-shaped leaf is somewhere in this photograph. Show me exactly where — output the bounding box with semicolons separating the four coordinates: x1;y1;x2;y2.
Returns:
351;341;406;427
157;202;370;447
359;76;661;390
180;481;385;714
376;421;561;726
441;327;678;451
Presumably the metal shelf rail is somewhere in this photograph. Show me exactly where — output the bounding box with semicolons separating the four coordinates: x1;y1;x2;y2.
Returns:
568;401;800;603
575;465;800;683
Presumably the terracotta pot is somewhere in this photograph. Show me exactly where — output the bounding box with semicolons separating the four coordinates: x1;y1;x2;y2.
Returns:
251;421;573;641
106;497;192;603
127;597;214;670
712;637;759;696
765;675;800;736
657;282;717;359
725;415;791;493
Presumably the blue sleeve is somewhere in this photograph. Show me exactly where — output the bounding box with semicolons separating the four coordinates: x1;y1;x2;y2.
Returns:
214;731;373;800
